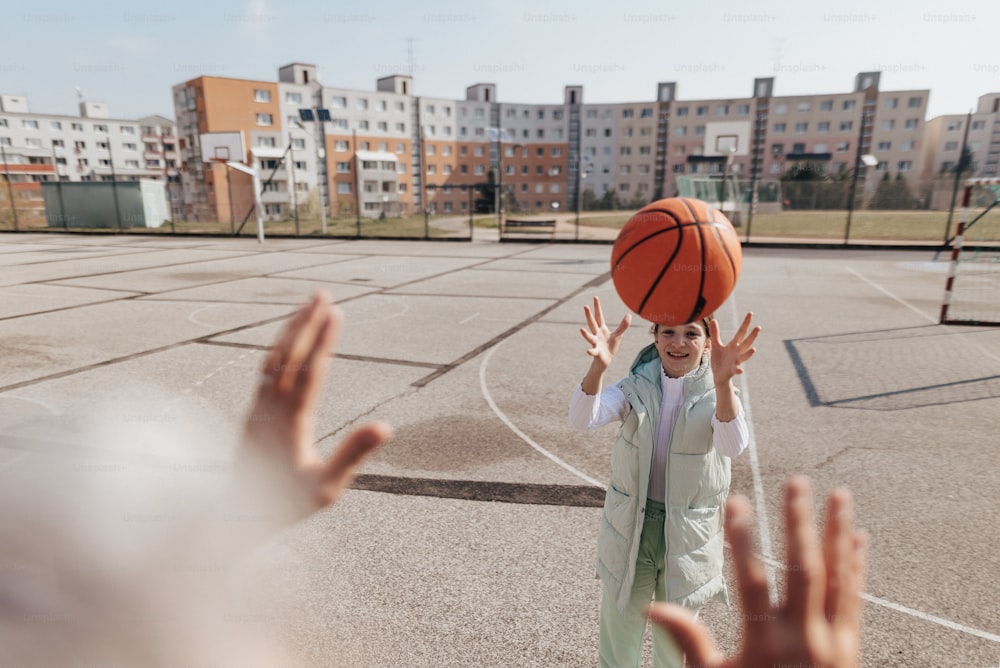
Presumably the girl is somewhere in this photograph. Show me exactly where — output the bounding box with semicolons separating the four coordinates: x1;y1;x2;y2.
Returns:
569;296;760;668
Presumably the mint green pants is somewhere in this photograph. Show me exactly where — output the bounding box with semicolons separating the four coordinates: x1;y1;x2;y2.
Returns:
598;500;696;668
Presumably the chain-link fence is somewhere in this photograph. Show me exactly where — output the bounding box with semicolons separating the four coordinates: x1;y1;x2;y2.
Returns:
0;174;980;245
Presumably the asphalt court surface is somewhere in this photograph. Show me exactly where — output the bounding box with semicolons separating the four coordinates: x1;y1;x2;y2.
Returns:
1;233;998;667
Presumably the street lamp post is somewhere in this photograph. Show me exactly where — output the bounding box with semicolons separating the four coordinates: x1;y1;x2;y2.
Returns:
296;108;328;235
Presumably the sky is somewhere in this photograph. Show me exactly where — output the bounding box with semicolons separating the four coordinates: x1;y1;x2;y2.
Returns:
2;0;997;121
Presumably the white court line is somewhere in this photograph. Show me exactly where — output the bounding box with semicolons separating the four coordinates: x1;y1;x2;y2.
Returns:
758;555;1000;644
459;312;480;325
0;394;62;415
187;303;224;329
845;267;937;324
726;298;778;605
847;266;1000;365
479;341;606;488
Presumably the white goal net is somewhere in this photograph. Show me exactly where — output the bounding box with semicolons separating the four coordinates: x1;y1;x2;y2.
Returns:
940;178;1000;326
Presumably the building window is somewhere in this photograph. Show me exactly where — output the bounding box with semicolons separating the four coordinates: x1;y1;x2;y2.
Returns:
94;124;108;132
877;141;891;151
773;123;786;133
377;121;388;131
675;107;688;117
622;108;634;118
819;101;833;112
774;104;788;114
72;122;83;131
696;106;708;116
256;113;273;126
836;141;850;152
395;101;405;111
22;119;39;129
901;141;915;151
377;100;387;111
357;98;368;110
794;122;808;133
944;141;959;151
675;126;687;137
898;160;913;171
335;140;348;151
292;138;306;150
908;97;922;108
884;98;898;109
331;96;346;108
336;161;351;173
904;118;919;129
817;121;830;132
358;120;369;130
843;100;856;111
258;137;276;147
972;120;986;130
286;92;302;104
641;108;653;118
441;145;451;156
737;104;750;115
839;121;853;131
880;120;894;131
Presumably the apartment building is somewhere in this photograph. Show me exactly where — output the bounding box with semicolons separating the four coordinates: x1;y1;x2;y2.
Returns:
0;94;180;219
920;93;1000;201
173;63;1000;223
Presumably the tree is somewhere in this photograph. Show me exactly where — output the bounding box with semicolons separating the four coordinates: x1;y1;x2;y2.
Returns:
869;172;917;210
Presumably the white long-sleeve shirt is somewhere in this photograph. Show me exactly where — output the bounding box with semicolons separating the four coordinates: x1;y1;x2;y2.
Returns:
568;367;748;503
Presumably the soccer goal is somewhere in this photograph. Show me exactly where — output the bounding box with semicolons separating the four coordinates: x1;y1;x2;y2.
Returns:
940;177;1000;326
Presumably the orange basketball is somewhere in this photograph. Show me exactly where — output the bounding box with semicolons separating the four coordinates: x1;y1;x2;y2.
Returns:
611;197;742;325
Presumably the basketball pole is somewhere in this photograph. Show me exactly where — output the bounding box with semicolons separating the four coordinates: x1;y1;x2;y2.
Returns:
226;161;265;243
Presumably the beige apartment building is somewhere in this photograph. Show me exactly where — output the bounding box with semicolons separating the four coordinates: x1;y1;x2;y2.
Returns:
168;63;996;224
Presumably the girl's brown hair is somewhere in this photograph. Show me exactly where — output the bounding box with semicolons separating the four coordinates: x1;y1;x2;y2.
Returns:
649;313;714;337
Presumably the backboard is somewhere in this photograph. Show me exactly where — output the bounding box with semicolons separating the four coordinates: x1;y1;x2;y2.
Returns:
703;121;751;157
200;131;246;164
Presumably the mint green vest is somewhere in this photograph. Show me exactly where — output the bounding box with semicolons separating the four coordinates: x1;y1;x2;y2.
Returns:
596;343;731;612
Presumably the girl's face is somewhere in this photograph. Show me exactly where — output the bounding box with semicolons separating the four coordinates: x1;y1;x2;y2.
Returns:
653;322;710;378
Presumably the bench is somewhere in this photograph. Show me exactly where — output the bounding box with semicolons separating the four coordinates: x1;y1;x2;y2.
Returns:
502;218;557;240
